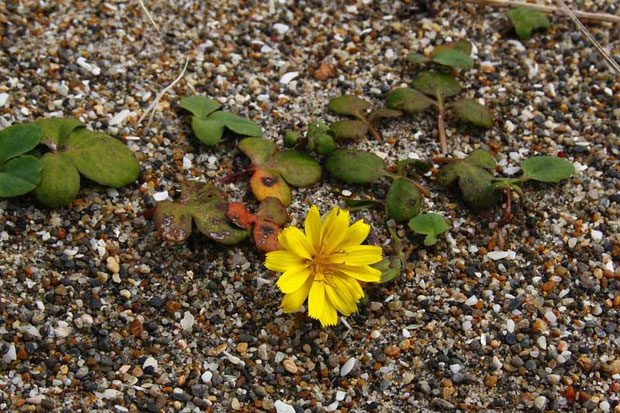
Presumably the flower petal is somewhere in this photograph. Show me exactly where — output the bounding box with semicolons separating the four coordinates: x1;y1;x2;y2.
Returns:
265;250;306;273
308;281;326;321
278;226;314;259
335;219;370;250
280;276;312;313
320;299;338;327
342;245;383;265
325;283;358;316
330;273;365;302
276;265;312;294
304;205;322;250
322;209;350;253
339;265;381;283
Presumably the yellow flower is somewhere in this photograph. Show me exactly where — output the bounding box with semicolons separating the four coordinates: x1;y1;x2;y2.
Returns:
265;205;383;327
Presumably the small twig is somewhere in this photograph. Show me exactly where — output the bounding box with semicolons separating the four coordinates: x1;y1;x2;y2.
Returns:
496;187;513;250
138;56;190;133
137;0;160;32
219;169;255;184
556;0;620;74
461;0;620;24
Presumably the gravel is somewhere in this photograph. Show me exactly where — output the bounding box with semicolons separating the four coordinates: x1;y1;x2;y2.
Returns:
0;0;619;411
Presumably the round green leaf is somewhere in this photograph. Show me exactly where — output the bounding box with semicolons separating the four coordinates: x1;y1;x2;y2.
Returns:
453;99;493;128
372;254;403;283
328;95;371;117
35;117;84;148
431;40;473;56
368;108;403;123
0;124;42;165
431;49;474;69
331;120;368;141
256;197;289;226
191;117;225;146
65;129;140;187
239;137;276;166
522;156;574;182
406;53;429;64
283;131;300;148
385;178;421;223
412;71;462;99
207;111;263;137
0;155;42;197
34;152;80;207
386;87;435;113
468;150;497;170
506;7;550;40
153;201;194;242
408;213;450;246
270;151;321;187
179;96;221;119
313;134;335;155
325;149;385;184
458;163;498;209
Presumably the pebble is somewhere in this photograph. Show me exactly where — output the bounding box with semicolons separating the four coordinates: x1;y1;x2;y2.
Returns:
180;311;194;331
274;400;296;413
106;257;120;274
534;396;547;410
282;359;298;374
340;357;356;376
143;357;158;372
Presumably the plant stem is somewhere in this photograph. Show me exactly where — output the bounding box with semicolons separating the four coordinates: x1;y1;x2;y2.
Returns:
220;168;255;183
461;0;620;24
496;187;513;250
436;94;448;154
361;116;382;141
383;172;431;198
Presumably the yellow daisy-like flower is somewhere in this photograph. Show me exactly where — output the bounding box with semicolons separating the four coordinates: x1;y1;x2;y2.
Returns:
265;205;383;327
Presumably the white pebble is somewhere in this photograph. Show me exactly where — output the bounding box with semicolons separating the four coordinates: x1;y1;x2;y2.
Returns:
201;371;213;383
2;344;16;363
180;311;194;331
109;109;132;126
449;364;461;373
342;190;352;197
537;336;547;350
336;390;346;401
274;400;296;413
591;229;603;241
280;72;299;85
487;251;511;260
143;356;158;371
507;319;515;333
153;191;169;202
599;401;610;412
465;296;478;306
534;396;547;410
544;311;557;324
273;23;290;34
0;93;8;107
340;357;356;376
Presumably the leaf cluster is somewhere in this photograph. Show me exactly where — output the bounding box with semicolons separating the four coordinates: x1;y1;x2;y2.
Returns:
153;181;250;244
238;138;321;207
284;122;336;155
227;197;289;252
0;118;140;206
179;96;263;146
328;95;402;141
506;7;550;40
439;150;575;209
325;149;430;223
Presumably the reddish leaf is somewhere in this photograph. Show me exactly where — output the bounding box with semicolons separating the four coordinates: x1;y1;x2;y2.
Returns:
227;202;257;229
253;220;282;252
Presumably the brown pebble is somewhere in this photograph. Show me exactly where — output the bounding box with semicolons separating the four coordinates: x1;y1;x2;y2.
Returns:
236;342;248;354
384;346;401;357
541;280;555;293
313;62;337;80
283;359;298;374
532;319;549;334
484;376;497;387
129;319;143;337
17;344;28;360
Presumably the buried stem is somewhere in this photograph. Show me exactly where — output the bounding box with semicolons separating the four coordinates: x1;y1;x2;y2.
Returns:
496;187;513;250
219;168;255;183
435;95;448;154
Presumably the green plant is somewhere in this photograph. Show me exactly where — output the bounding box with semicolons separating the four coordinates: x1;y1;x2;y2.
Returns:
388;41;492;153
328;95;402;141
0;124;43;198
179;96;263;146
283;122;336;155
230;138;322;207
0;118;140;206
153;181;250;244
506;7;550;40
438;151;574;248
227;197;289;252
408;213;450;246
325;149;430;223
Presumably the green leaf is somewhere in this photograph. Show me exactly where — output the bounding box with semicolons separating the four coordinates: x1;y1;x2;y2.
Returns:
256;197;289;226
437;151;499;209
328;95;371;117
453;99;493;128
406;53;430;63
0;155;42;197
372;254;403;283
283;131;300;148
65;129;140;187
431;49;473;69
331;120;368;141
0;124;42;165
35;117;84;148
468;150;497;170
397;158;431;176
207;111;263;137
506;7;550;40
385;178;421;223
239;137;276;165
191;117;225;146
412;71;462;99
386;87;435;113
521;156;574;182
408;213;450;246
325;150;385;184
368;108;403;124
153;181;250;244
431;40;473;56
179;96;221;119
313;133;335;155
34;152;81;207
307;122;336;154
270;151;322;187
343;198;384;211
